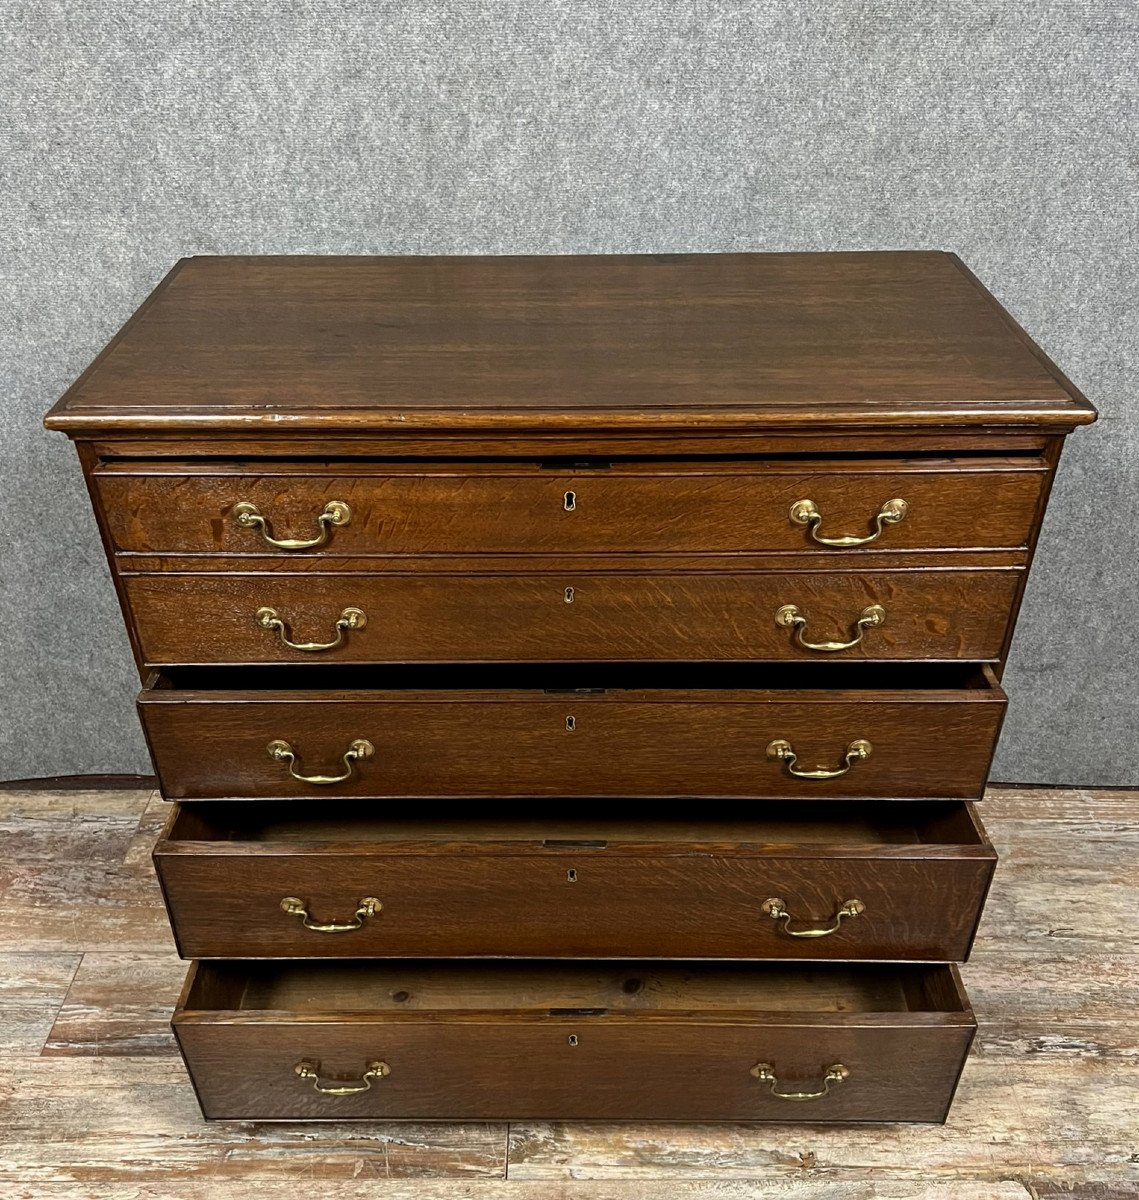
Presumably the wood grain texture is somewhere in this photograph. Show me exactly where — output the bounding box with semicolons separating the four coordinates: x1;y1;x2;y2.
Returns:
0;1058;507;1183
0;1178;1038;1199
42;953;185;1056
0;954;80;1055
504;1050;1139;1177
0;785;1134;1191
1030;1187;1139;1199
154;802;995;961
44;253;1095;435
139;681;1006;801
94;458;1049;557
88;429;1056;460
173;961;974;1123
0;790;173;954
121;568;1022;665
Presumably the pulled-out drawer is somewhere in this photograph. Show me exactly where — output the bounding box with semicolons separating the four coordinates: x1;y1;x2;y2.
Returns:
172;960;976;1122
139;663;1007;801
154;800;996;961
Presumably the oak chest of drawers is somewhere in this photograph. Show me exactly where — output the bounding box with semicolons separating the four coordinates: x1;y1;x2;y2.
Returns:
47;251;1095;1123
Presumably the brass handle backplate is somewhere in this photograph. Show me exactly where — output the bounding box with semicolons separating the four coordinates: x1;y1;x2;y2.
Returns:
750;1061;850;1101
775;603;885;652
268;738;374;785
293;1058;390;1095
767;737;873;779
789;497;908;547
762;896;865;938
255;606;366;652
232;499;351;550
280;896;382;933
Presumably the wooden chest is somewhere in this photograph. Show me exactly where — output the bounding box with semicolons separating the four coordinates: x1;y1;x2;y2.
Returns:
46;251;1094;1123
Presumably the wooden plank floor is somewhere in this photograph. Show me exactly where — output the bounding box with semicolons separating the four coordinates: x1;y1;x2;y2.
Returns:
0;786;1135;1199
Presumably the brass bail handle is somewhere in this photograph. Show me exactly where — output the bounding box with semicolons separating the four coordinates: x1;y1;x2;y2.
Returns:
789;497;908;547
750;1061;850;1101
255;606;366;653
268;738;375;785
767;737;873;780
232;499;351;550
293;1058;390;1095
280;895;382;933
775;603;885;652
762;896;865;938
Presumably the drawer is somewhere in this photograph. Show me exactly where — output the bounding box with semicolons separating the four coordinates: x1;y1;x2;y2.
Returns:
122;568;1021;664
93;458;1048;557
172;960;976;1122
139;663;1007;801
154;800;996;961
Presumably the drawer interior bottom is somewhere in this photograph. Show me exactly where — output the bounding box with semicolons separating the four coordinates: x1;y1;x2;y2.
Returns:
169;799;985;848
188;960;967;1016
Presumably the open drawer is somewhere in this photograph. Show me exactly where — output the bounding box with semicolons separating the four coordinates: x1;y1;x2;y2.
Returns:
155;801;996;962
172;960;976;1123
139;662;1007;801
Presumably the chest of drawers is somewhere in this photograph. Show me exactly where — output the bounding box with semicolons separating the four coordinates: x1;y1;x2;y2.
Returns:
47;251;1094;1123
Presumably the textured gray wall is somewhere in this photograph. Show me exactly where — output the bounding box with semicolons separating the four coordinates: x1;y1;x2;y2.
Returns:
1;1;1136;784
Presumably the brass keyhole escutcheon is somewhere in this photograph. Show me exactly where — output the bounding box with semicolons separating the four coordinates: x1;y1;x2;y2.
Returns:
565;715;576;732
564;490;577;511
564;586;575;604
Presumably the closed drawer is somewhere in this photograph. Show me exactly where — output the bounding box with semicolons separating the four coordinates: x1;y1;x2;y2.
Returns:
155;800;996;961
139;663;1007;801
173;960;975;1122
122;568;1021;665
94;457;1048;557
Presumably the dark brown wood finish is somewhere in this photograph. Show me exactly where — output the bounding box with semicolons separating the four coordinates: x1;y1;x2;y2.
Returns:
172;960;975;1123
154;802;996;961
45;252;1096;1125
122;568;1022;665
45;253;1095;436
94;458;1049;557
138;668;1007;801
89;431;1056;460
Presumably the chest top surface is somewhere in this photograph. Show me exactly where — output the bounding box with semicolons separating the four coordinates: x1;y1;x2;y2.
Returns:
46;251;1094;436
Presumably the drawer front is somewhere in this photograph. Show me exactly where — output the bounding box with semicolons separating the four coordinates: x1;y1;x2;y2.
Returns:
123;569;1020;664
140;690;1006;801
95;459;1048;557
156;837;996;962
177;1020;971;1122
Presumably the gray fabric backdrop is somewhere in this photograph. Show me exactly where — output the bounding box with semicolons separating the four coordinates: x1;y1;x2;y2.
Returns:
1;1;1135;784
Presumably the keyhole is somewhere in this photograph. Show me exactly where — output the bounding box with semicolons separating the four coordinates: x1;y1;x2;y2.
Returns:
564;586;575;604
566;868;578;882
564;490;577;512
567;1034;579;1046
565;715;576;732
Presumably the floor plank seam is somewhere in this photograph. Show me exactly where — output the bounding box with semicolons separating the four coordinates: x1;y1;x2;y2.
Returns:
36;952;84;1058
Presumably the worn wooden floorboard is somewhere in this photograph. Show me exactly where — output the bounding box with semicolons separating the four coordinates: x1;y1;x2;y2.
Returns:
506;1059;1139;1181
0;953;81;1056
0;1183;1042;1200
43;952;184;1056
0;784;1134;1194
0;790;173;955
0;1057;508;1183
